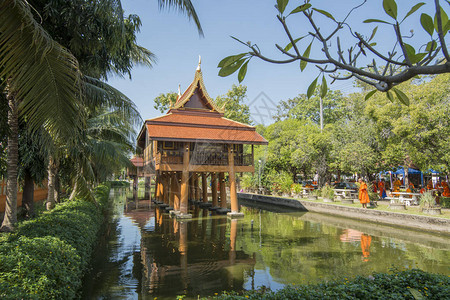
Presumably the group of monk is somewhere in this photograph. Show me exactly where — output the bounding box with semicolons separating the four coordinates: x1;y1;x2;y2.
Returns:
425;179;450;197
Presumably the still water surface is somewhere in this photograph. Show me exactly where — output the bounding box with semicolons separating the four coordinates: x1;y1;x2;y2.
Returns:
82;189;450;299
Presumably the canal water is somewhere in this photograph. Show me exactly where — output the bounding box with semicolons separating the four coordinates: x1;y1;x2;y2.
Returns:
82;189;450;299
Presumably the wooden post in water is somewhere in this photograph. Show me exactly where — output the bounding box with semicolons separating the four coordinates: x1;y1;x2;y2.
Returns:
211;173;218;208
179;143;192;218
219;172;227;209
202;173;208;203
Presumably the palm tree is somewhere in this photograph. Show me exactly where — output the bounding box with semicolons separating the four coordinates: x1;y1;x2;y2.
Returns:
0;0;203;230
0;1;82;231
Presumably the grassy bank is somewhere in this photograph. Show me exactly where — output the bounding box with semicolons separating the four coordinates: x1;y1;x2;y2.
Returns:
206;269;449;299
0;184;111;299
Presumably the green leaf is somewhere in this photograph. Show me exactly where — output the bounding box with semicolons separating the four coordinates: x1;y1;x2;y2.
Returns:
238;60;249;83
289;3;311;15
312;8;336;21
383;0;398;20
307;76;318;99
218;59;246;77
363;19;391;24
284;36;305;51
403;43;416;60
414;52;427;63
392;87;410;106
434;7;449;33
386;91;394;102
369;42;377;46
320;76;327;98
369;26;378;42
364;90;377;100
420;13;434;36
402;2;425;22
408;288;424;300
426;41;437;52
218;53;246;68
300;42;312;71
277;0;289;14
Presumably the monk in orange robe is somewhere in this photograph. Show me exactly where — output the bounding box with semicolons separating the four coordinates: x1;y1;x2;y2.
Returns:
358;178;370;208
427;179;433;190
360;234;372;262
378;179;386;198
441;181;450;197
393;178;401;192
435;181;442;191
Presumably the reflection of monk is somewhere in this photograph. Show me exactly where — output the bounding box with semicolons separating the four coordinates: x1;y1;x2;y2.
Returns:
360;234;372;262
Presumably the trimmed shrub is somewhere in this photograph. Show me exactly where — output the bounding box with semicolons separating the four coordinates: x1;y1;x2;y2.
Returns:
207;269;449;300
0;184;110;299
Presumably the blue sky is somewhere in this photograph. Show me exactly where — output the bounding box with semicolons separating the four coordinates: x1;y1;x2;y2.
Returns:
108;0;435;124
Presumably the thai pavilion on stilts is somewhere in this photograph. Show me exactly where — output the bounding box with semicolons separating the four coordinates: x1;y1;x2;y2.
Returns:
136;59;267;219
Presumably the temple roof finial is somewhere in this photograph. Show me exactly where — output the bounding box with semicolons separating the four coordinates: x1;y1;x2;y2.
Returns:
196;55;201;71
178;84;181;97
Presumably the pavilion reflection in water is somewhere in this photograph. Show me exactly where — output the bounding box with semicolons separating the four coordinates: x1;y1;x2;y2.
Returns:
124;200;256;297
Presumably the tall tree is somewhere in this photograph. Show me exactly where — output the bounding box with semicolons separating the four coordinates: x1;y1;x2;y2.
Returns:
215;84;252;124
153;92;178;113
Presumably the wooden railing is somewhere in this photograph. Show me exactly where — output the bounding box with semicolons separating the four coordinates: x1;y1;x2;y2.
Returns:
155;151;253;166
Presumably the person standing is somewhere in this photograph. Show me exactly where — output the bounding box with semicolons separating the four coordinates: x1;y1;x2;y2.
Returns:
378;179;387;199
358;178;370;208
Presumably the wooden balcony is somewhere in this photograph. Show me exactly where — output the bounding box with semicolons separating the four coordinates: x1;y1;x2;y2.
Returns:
154;150;254;172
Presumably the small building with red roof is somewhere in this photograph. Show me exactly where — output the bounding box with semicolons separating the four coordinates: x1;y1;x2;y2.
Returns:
136;59;267;218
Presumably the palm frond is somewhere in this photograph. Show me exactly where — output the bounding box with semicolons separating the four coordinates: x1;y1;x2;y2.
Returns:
158;0;203;36
83;75;142;128
0;0;83;141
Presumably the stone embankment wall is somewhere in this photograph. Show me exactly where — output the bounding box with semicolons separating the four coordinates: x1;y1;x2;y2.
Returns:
238;193;450;235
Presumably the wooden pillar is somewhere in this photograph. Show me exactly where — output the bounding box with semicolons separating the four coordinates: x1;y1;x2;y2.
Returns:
162;173;169;204
169;173;176;208
174;172;181;211
202;173;208;203
228;145;238;213
144;176;151;200
155;174;161;203
211;173;218;207
180;143;190;215
219;172;227;208
194;173;200;202
189;174;194;201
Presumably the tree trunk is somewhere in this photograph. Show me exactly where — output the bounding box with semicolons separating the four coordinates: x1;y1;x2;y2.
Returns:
46;155;57;210
0;91;19;232
54;167;60;203
22;168;35;219
69;180;78;201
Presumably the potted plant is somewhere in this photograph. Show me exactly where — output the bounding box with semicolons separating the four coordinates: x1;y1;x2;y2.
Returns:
420;191;441;215
291;183;303;198
279;172;294;197
367;183;378;208
321;184;335;202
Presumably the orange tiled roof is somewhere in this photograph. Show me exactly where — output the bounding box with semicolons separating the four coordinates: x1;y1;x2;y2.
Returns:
146;123;267;144
130;156;144;167
146;111;250;128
